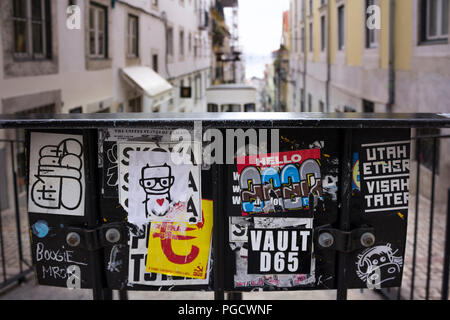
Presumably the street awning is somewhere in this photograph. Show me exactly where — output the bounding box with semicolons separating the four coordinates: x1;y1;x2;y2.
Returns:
120;66;173;98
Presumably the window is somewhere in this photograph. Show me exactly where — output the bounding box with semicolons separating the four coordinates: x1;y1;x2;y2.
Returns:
194;36;199;58
338;5;345;50
309;0;313;15
319;100;324;112
167;26;174;57
221;104;241;112
128;96;142;112
365;0;379;48
308;93;312;111
128;14;139;57
363;99;375;112
189;32;192;53
152;54;158;72
416;128;441;173
179;29;185;57
244;104;256;112
12;0;51;59
420;0;449;42
295;31;298;53
309;22;313;52
301;27;305;52
207;104;218;112
89;3;107;58
300;89;305;111
344;105;356;112
301;0;305;19
320;16;326;52
194;74;202;100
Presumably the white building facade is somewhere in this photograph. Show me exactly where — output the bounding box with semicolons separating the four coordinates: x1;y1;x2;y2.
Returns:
0;0;213;211
0;0;213;118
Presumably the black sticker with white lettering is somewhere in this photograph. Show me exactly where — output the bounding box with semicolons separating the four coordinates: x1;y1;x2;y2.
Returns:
360;140;410;214
247;228;312;274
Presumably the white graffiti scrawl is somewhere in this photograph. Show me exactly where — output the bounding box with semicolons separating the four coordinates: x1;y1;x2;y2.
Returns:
356;243;403;288
28;132;85;216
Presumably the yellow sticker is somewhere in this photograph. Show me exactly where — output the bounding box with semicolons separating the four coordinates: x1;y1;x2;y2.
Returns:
352;159;360;190
146;199;213;279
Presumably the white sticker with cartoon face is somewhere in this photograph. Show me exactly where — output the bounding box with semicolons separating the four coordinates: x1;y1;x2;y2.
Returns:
127;149;201;227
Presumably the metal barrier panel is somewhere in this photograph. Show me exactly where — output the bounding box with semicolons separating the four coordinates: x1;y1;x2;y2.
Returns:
0;139;33;291
380;134;450;300
0;113;448;299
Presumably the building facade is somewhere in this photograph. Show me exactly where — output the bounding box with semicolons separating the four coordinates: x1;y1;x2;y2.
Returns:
287;0;450;203
0;0;213;118
211;0;244;85
0;0;215;211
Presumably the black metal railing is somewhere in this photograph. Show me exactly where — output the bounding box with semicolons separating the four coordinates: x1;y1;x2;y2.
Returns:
0;139;33;292
0;113;449;300
380;134;450;300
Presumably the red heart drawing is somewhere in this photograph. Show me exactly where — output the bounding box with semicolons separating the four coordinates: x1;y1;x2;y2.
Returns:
156;198;165;206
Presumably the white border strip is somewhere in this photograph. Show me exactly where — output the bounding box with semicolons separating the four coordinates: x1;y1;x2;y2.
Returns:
364;174;410;180
365;206;409;213
361;140;410;147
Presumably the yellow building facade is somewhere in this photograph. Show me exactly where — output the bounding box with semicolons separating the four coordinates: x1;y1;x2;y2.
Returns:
288;0;448;113
287;0;450;203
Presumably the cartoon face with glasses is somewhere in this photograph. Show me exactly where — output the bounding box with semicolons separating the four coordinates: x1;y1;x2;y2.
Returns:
139;163;175;218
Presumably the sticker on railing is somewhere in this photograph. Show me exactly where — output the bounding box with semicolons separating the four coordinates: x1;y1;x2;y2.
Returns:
231;217;315;288
356;243;403;287
28;132;85;216
359;141;410;213
145;199;213;280
127;220;210;286
234;149;322;217
247;228;312;274
118;141;202;227
128;150;200;226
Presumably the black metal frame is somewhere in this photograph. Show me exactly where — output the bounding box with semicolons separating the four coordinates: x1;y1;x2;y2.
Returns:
380;134;450;300
0;112;448;129
0;113;449;300
0;139;34;292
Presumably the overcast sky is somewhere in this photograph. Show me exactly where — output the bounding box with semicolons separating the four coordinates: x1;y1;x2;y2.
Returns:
229;0;290;79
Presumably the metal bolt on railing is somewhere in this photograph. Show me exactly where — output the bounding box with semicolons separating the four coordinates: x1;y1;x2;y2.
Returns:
66;232;81;247
360;232;376;248
318;232;334;248
105;228;121;244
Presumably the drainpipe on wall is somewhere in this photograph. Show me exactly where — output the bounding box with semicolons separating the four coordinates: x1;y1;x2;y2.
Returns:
302;3;307;112
387;0;395;113
160;11;172;81
325;1;331;112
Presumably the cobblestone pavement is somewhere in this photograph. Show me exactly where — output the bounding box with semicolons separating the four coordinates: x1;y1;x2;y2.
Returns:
396;194;449;300
0;193;448;300
0;195;32;283
0;273;382;300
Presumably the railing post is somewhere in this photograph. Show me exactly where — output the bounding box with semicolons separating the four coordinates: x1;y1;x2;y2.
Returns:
0;182;6;284
10;141;24;280
336;129;353;300
441;188;450;300
410;138;421;300
425;138;437;300
118;289;128;300
212;163;225;300
84;130;111;300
